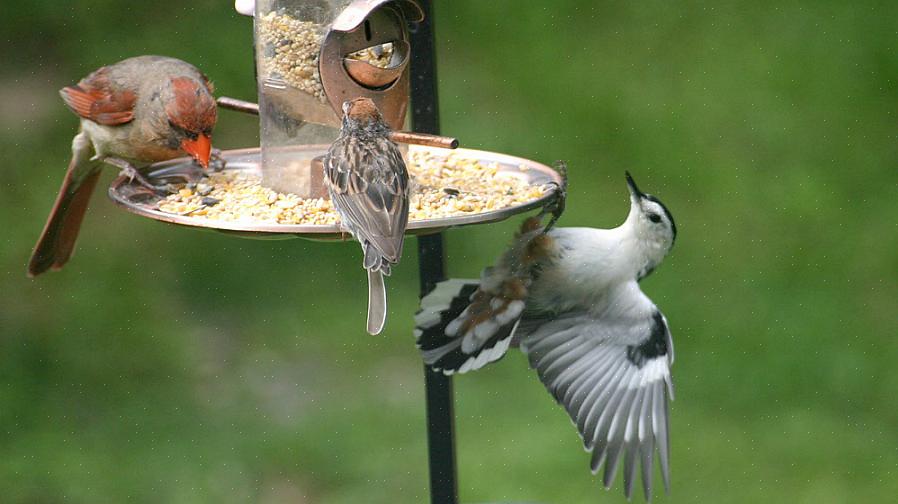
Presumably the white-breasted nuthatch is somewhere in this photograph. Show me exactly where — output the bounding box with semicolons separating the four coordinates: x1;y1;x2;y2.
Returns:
415;172;677;501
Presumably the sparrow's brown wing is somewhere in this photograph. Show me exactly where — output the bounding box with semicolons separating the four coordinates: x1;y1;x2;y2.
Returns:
324;136;409;270
59;66;137;125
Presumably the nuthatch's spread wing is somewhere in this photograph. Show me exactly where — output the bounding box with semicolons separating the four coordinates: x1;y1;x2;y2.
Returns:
415;217;558;374
519;287;674;502
325;135;409;273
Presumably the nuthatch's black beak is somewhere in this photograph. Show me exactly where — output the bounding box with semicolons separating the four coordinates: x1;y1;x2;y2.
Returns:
626;171;645;201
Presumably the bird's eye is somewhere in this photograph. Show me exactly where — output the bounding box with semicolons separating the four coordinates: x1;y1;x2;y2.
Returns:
648;213;662;223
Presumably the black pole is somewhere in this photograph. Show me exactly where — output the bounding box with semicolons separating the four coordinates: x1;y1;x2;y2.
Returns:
417;235;456;504
409;2;459;503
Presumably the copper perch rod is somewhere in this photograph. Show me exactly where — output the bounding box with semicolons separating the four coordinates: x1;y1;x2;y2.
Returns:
217;96;260;115
391;131;459;150
216;96;459;149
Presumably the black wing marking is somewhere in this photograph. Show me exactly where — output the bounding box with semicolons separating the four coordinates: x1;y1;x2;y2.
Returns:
414;279;520;374
413;220;562;375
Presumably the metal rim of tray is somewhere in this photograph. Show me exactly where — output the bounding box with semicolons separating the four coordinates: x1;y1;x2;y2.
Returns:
107;145;561;240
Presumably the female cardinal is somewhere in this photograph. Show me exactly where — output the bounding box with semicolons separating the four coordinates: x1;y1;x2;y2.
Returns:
28;55;217;277
324;98;410;335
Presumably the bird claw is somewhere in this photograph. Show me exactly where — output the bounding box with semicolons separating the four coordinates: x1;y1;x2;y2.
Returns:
108;160;170;194
128;173;173;195
546;161;569;230
539;161;568;233
539;186;565;233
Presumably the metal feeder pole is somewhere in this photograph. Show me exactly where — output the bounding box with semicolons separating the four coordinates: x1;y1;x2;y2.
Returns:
409;2;459;503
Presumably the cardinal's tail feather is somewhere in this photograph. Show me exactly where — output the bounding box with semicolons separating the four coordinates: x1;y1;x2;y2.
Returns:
28;133;101;277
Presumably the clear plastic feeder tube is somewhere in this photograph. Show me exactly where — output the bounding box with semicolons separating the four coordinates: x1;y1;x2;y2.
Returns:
254;0;349;196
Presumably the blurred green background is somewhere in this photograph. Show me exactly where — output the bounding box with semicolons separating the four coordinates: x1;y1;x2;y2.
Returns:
2;1;896;502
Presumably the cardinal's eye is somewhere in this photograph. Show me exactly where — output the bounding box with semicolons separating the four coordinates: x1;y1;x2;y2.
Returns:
648;213;661;223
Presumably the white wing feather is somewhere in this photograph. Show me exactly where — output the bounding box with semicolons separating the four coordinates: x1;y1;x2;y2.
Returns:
519;283;674;501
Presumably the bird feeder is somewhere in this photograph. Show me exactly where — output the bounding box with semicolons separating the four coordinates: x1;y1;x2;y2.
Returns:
107;1;562;502
254;0;423;196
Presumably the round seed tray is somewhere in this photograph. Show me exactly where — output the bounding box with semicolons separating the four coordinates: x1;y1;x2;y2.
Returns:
108;145;561;240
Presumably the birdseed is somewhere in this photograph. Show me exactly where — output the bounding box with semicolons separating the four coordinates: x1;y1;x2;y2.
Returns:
156;150;550;226
257;12;328;102
347;42;395;68
257;12;398;103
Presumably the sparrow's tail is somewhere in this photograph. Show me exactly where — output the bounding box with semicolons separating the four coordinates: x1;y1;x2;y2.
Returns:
28;133;101;277
414;278;523;375
366;269;387;335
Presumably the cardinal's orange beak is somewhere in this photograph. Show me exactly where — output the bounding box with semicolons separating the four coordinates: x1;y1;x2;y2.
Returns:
181;134;212;169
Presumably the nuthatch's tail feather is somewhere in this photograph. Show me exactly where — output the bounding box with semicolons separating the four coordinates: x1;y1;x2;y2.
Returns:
366;269;387;335
414;278;521;375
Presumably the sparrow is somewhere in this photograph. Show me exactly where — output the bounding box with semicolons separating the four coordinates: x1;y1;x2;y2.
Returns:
414;173;677;501
28;55;218;278
324;97;410;335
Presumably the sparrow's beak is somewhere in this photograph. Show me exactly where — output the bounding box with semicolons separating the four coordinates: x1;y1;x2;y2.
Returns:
181;134;212;169
625;171;645;201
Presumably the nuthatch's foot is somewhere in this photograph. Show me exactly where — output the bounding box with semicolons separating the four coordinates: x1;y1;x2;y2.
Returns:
539;160;568;233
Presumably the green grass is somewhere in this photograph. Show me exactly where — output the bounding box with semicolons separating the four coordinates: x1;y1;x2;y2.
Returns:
1;1;897;502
